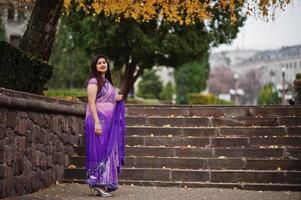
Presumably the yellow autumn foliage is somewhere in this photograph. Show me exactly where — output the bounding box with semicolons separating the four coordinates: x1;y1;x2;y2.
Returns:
60;0;291;25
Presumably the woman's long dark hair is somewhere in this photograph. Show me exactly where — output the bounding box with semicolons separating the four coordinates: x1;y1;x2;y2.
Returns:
90;54;114;92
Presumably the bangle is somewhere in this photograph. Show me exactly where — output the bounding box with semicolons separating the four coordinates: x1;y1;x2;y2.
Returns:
95;120;101;125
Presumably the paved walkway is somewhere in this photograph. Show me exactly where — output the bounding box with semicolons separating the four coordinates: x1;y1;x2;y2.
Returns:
4;183;301;200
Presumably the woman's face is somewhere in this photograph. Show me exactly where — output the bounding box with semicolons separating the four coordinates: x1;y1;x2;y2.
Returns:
96;57;108;74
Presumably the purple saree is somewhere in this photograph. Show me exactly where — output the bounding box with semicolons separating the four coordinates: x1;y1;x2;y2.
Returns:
85;78;125;192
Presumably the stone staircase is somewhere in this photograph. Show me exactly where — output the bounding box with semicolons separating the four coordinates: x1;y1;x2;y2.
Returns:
64;105;301;191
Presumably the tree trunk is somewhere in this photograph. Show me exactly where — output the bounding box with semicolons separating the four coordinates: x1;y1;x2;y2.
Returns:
120;62;144;101
19;0;63;62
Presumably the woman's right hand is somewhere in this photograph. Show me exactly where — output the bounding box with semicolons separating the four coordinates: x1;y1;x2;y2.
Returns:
95;122;102;135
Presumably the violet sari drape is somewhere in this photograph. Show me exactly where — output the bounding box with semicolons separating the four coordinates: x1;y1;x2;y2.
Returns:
85;78;125;192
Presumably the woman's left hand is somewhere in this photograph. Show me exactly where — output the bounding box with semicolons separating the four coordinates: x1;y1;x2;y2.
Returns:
116;94;123;101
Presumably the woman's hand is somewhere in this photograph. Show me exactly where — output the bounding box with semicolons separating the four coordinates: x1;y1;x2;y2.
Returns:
116;94;123;101
95;122;102;135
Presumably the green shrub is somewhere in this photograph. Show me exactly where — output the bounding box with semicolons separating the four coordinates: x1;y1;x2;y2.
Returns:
257;83;281;105
188;93;234;105
137;69;163;99
175;59;209;104
0;41;53;94
159;82;175;101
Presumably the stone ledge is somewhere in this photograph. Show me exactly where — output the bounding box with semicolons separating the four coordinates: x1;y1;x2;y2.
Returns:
0;87;83;106
0;94;85;116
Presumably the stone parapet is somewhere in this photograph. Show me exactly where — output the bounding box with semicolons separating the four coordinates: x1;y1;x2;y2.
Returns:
0;88;85;198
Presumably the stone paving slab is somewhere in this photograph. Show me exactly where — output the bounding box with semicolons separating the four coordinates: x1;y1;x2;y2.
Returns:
3;183;301;200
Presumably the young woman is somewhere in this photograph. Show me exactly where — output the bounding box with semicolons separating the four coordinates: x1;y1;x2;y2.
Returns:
85;54;125;197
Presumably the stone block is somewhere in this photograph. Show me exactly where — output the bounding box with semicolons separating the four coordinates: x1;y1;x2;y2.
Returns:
120;168;171;181
5;142;15;166
36;115;45;127
245;159;301;170
14;176;24;195
59;152;65;165
5;112;17;128
52;116;59;134
0;164;5;179
175;148;213;158
40;153;46;169
0;110;6;124
212;117;278;127
28;112;37;123
206;159;244;169
211;170;285;183
44;115;51;129
13;157;23;176
219;127;284;137
0;180;4;198
132;157;206;169
126;146;175;157
15;136;26;156
250;137;301;147
64;154;69;166
34;151;40;167
46;155;53;168
287;127;301;136
211;138;248;147
250;107;301;117
172;170;209;182
182;128;217;137
0;125;6;140
279;117;301;126
0;141;3;164
4;167;14;196
15;120;26;136
144;137;210;147
37;128;47;144
25;131;33;144
5;129;14;145
286;148;301;159
17;112;28;119
214;148;283;158
126;117;147;126
190;108;225;117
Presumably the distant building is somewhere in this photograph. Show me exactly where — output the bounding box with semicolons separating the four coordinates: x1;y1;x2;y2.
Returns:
209;49;260;69
0;0;34;47
232;45;301;87
210;45;301;87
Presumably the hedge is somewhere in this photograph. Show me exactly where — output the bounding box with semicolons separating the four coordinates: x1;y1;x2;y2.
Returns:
0;41;53;94
188;93;234;105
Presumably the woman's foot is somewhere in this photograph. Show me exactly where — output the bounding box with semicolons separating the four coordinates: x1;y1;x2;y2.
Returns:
90;186;112;197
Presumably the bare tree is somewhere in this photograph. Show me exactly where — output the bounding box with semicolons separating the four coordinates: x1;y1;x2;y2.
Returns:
238;69;263;105
208;67;235;95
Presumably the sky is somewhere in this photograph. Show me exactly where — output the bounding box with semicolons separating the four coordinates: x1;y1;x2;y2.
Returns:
213;0;301;52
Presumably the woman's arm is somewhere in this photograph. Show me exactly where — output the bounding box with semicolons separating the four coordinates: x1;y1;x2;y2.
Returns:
87;84;102;135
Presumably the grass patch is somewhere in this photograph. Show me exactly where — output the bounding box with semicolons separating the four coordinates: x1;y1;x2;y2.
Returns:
44;88;86;101
127;97;161;105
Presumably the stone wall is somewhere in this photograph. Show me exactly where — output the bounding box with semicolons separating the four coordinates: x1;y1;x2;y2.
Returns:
0;88;85;198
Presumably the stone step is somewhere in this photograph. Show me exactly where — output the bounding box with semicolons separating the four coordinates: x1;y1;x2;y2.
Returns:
64;168;301;184
69;156;301;170
126;116;301;127
126;127;294;137
74;146;301;159
78;127;301;145
62;179;301;191
124;136;301;148
126;106;301;117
